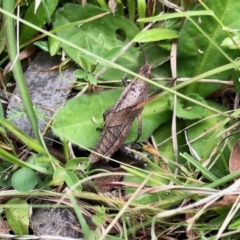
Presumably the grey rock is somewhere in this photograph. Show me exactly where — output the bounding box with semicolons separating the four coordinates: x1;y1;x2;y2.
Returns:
7;51;76;138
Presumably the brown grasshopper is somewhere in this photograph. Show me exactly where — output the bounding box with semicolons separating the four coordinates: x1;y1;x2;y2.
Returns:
89;50;169;163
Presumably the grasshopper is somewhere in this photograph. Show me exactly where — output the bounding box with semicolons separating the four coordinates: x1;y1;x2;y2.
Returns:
89;50;168;163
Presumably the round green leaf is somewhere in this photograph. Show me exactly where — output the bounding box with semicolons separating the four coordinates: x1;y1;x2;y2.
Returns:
134;28;179;43
11;168;38;192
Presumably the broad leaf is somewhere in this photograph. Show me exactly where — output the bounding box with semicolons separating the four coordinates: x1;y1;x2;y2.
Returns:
20;0;59;44
11;168;38;192
168;93;207;119
52;89;172;149
5;198;29;235
53;4;140;80
178;0;240;96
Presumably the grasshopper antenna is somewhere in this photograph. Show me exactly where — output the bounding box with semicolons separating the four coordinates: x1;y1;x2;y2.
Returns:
139;44;150;66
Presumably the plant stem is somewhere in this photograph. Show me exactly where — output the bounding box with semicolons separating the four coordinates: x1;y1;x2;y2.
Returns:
3;0;43;144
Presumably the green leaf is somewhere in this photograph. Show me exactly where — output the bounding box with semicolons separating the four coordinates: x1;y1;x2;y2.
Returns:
96;33;105;56
11;168;38;191
209;214;227;228
52;169;82;191
5;198;29;235
33;40;50;52
134;28;179;43
20;0;59;44
177;0;240;96
28;153;53;171
181;152;218;182
53;4;140;80
229;216;240;229
52;168;66;185
221;35;240;49
48;35;61;56
65;157;90;171
169;93;207;119
127;0;135;22
137;0;146;29
73;69;87;79
65;170;82;192
102;47;122;60
87;73;97;85
52;89;172;149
